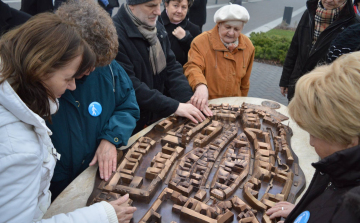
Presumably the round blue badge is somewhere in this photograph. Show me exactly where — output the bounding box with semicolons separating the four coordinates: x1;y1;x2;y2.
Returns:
294;211;310;223
88;102;102;117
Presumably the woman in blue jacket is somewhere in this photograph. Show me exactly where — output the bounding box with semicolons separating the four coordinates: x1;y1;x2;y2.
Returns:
47;0;140;201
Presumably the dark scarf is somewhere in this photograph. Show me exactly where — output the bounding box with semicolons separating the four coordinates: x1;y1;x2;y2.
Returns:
125;4;166;75
313;0;346;45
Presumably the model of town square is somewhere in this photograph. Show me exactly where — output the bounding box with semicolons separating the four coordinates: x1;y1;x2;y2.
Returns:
88;102;305;223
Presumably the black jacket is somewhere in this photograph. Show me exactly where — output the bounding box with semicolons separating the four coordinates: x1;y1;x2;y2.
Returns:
285;144;360;223
327;23;360;63
279;0;360;101
113;5;193;134
188;0;207;30
161;10;201;66
0;1;30;36
20;0;53;16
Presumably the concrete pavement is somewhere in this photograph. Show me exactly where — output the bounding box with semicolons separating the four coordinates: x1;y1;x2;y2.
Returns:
248;62;288;105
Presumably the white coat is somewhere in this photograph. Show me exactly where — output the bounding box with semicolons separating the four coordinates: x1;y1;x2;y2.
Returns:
0;78;118;223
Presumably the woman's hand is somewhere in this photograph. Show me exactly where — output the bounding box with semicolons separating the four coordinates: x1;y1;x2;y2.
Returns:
89;139;117;181
172;26;186;40
109;194;137;223
266;201;295;219
191;84;209;111
175;103;205;123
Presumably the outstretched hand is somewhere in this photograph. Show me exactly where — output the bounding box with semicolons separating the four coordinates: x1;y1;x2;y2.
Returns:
190;84;213;117
109;194;137;223
266;201;295;219
90;139;117;181
175;103;206;124
191;84;208;111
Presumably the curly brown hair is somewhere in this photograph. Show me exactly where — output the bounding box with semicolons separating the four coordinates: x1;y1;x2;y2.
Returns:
56;0;119;67
0;13;96;121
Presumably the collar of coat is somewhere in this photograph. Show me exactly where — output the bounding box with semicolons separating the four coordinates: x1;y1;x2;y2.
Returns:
312;143;360;188
114;4;163;39
207;25;247;52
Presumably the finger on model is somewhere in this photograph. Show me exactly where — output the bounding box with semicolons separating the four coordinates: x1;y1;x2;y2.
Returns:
124;206;137;214
104;160;109;181
115;194;130;205
113;157;117;172
196;109;206;121
99;161;104;179
187;114;199;124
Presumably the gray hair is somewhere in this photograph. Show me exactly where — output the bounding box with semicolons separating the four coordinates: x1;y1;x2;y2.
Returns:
56;0;118;66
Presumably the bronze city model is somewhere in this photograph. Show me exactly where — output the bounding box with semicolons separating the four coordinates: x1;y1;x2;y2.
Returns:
87;102;305;223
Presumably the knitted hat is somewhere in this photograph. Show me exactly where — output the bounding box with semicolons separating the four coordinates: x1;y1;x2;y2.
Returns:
126;0;152;5
214;4;250;23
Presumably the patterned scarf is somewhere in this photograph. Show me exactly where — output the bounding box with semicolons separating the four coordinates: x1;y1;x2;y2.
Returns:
313;0;346;45
125;4;166;75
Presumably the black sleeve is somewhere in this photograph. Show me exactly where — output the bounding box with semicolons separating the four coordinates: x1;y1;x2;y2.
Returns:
163;35;193;103
279;12;305;87
115;37;180;118
178;24;201;56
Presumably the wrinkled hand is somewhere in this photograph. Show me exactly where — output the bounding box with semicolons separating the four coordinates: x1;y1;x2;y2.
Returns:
89;139;117;181
280;87;288;97
172;26;186;40
266;201;295;219
190;84;213;117
191;84;208;110
175;103;205;124
109;194;137;223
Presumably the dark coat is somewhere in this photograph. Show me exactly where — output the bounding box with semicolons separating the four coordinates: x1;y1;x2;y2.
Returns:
0;1;30;36
161;10;201;66
327;23;360;63
279;0;360;101
20;0;53;16
113;5;193;134
285;144;360;223
47;60;139;199
188;0;207;30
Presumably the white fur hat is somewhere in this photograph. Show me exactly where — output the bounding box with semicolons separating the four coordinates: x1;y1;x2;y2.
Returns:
214;4;250;23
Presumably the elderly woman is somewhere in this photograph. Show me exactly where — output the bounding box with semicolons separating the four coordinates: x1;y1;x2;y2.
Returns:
0;13;136;223
279;0;359;101
266;51;360;223
161;0;201;66
184;4;254;111
48;0;140;202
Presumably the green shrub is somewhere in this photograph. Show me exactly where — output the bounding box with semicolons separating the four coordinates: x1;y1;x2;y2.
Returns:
249;30;293;65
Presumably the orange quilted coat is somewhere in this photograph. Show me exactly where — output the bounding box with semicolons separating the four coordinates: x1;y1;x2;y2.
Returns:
184;25;255;99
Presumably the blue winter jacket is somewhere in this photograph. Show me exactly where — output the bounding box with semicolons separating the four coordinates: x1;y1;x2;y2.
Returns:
47;60;140;183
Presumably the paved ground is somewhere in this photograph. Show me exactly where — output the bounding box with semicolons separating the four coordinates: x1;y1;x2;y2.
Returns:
248;62;288;105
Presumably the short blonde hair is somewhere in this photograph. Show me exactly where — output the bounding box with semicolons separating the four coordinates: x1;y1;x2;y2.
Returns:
288;51;360;145
56;0;118;67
